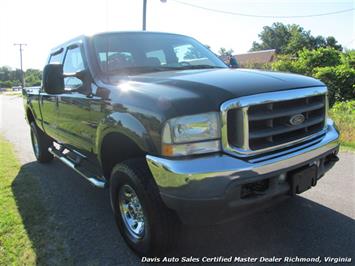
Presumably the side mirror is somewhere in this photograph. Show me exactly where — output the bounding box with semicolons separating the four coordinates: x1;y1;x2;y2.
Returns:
62;69;90;91
43;64;64;94
229;57;239;69
64;69;88;80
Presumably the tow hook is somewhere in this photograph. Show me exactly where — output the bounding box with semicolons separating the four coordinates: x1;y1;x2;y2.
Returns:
329;154;340;162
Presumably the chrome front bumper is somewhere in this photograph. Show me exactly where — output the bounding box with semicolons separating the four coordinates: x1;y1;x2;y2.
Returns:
146;120;339;224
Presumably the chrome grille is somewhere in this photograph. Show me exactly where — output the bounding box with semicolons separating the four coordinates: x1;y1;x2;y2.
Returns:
221;87;328;157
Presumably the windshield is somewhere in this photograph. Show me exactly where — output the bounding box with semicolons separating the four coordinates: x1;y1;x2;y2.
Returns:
92;32;227;75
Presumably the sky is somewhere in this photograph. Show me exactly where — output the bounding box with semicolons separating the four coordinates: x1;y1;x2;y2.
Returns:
0;0;354;70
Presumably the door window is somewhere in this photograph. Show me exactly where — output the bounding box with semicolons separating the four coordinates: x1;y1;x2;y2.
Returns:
63;46;85;90
49;49;64;64
63;46;85;73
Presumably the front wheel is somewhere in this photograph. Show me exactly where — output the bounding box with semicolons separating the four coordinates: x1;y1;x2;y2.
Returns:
110;159;180;255
30;122;53;163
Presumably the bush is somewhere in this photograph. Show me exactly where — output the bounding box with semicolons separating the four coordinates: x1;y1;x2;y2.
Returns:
314;65;355;105
297;47;341;75
271;54;303;73
272;48;354;106
329;100;355;149
341;50;355;68
0;80;13;88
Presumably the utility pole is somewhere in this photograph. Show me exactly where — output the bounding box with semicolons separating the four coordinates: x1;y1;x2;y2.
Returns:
14;43;27;88
142;0;167;31
142;0;147;30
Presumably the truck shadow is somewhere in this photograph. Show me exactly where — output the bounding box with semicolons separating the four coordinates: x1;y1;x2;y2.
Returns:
12;161;354;265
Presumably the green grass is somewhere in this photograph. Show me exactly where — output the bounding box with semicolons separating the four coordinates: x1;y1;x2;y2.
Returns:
0;136;37;264
329;100;355;152
0;136;70;265
0;91;21;96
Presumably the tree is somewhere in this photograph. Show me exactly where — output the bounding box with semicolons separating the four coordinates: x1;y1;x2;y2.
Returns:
218;47;234;57
341;50;355;68
0;66;42;88
0;66;11;81
325;36;342;51
25;69;42;86
251;22;342;54
251;22;291;53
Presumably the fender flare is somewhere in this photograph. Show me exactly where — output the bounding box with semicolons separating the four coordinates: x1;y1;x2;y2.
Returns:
95;112;156;163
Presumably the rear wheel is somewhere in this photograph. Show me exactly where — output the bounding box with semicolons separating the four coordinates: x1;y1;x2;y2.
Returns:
110;159;180;255
30;122;53;163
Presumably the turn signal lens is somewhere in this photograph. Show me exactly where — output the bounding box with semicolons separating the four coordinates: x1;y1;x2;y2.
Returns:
162;140;220;156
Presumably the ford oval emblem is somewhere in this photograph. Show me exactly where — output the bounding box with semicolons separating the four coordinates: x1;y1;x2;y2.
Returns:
289;114;305;126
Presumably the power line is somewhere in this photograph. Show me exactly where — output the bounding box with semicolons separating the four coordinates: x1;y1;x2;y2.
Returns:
171;0;355;18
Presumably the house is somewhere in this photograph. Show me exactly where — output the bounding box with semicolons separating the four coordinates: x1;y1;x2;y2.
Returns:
234;49;276;68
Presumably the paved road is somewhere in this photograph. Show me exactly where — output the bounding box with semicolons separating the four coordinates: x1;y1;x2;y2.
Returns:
0;94;354;265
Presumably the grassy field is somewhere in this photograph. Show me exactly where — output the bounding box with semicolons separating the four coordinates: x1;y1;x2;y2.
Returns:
329;100;355;152
0;136;69;265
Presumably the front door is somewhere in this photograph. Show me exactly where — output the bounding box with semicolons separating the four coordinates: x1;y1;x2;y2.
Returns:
39;49;64;139
55;44;93;153
40;92;59;138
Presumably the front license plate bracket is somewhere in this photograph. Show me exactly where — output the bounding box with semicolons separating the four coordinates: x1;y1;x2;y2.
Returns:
289;165;317;195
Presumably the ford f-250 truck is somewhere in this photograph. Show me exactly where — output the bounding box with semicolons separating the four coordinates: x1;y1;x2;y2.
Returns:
23;31;340;255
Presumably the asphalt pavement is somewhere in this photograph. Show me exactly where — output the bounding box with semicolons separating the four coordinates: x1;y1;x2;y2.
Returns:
0;94;354;265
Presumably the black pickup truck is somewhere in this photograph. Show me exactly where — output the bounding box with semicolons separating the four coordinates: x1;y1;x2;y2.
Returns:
23;31;340;255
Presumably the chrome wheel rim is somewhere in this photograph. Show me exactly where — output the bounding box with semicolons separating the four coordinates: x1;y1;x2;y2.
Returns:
118;184;145;239
31;129;40;158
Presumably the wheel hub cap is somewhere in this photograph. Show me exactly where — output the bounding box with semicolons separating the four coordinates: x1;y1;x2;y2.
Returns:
118;184;145;239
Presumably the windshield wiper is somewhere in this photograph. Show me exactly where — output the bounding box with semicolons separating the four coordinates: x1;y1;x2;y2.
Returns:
108;66;177;75
171;65;226;70
107;65;225;75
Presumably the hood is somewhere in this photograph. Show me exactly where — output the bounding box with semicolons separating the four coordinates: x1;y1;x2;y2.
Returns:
130;68;323;94
106;68;324;117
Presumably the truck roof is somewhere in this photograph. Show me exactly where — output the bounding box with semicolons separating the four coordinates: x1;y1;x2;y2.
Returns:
50;31;188;55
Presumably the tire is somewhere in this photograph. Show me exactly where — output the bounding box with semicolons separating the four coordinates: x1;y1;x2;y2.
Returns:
30;122;53;163
110;159;180;256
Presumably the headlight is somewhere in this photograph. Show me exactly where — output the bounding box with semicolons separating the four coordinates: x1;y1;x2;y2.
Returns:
162;112;221;156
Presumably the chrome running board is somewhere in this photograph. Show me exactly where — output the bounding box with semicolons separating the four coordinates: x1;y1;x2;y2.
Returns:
48;146;106;188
